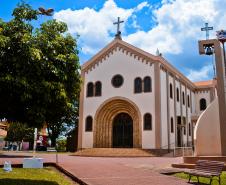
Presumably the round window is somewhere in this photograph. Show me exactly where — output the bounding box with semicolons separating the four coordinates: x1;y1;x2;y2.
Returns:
112;74;124;88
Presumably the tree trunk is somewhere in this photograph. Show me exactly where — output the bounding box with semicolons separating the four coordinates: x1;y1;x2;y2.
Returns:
50;136;57;147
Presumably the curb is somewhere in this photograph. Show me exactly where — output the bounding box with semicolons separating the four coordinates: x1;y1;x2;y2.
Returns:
0;162;88;185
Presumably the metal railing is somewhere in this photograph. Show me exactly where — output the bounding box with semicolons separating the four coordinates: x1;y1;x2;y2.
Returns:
173;146;194;157
160;142;194;157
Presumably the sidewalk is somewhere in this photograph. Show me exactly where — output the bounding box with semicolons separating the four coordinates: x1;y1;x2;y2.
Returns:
0;152;189;185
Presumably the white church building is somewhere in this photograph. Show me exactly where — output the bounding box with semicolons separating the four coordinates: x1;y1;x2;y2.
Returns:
78;36;216;150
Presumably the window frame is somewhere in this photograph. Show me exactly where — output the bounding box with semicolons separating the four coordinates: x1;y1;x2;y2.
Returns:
170;117;174;133
200;98;207;111
170;83;173;99
85;116;93;132
134;77;142;93
187;95;190;107
184;126;186;135
176;88;179;102
143;76;152;93
111;74;124;88
143;113;152;130
182;92;185;105
189;123;191;136
87;82;94;97
95;81;102;96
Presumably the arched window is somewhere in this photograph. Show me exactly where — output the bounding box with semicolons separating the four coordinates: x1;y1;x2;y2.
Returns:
200;98;207;111
184;126;186;135
85;116;93;131
134;77;142;93
187;95;190;107
189;123;191;136
144;113;152;130
171;117;174;133
87;82;94;97
182;92;185;105
176;88;179;102
170;83;173;99
95;81;102;96
143;76;152;92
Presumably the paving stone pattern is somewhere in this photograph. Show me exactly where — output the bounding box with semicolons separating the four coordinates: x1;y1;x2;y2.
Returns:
0;152;190;185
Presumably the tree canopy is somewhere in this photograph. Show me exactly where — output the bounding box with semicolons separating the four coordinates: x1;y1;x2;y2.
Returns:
5;122;34;143
0;2;81;133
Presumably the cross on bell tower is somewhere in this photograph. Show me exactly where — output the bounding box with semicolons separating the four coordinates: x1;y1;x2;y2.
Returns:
113;17;124;39
201;23;213;40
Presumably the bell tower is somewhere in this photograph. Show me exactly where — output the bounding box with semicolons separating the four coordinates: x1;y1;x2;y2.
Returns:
198;31;226;155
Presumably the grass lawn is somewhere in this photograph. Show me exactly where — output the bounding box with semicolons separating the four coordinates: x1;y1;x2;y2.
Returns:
0;167;77;185
174;172;226;185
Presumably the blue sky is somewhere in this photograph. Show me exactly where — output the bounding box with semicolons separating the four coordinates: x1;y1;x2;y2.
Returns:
1;0;226;81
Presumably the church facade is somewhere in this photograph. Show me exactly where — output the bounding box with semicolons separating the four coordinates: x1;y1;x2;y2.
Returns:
78;38;215;150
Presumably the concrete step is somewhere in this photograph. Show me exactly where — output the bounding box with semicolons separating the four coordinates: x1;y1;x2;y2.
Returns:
73;148;160;157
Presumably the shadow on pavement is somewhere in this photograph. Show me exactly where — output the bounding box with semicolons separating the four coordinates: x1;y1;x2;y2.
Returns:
0;155;32;158
0;179;59;185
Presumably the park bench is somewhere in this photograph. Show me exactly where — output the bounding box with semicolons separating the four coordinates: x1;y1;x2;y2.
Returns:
186;160;224;185
47;147;57;152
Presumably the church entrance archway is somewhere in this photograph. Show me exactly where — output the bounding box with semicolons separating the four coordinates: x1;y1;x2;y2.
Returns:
113;113;133;148
94;97;141;148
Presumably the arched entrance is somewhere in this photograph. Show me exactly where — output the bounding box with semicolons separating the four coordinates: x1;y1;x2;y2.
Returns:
94;97;141;148
113;113;133;148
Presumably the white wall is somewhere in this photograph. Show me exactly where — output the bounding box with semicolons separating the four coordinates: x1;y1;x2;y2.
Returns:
160;70;168;149
191;91;196;115
195;98;221;156
169;75;175;149
81;45;208;149
195;90;211;115
82;48;156;148
175;80;181;116
186;89;192;144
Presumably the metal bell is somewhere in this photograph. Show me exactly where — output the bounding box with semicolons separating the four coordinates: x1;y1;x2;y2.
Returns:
205;46;213;55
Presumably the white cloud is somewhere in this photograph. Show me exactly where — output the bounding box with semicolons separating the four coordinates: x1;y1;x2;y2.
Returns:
54;0;226;80
54;0;147;55
186;65;213;82
54;0;226;56
125;0;220;55
135;2;150;12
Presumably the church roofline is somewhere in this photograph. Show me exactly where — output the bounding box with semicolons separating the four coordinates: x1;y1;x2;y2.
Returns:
194;79;216;89
81;38;211;90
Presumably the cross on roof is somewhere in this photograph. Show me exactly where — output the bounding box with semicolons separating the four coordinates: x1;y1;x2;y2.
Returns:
113;17;124;38
201;23;213;40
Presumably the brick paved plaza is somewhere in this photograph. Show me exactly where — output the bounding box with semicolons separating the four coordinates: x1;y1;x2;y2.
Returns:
0;152;189;185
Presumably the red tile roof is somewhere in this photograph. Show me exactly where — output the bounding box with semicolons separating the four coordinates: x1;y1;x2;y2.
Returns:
194;80;214;87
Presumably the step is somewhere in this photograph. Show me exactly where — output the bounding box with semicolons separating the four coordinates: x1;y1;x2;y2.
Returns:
73;148;158;157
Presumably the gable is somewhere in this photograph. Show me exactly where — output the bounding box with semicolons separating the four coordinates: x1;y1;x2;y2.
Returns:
82;39;157;72
82;38;196;90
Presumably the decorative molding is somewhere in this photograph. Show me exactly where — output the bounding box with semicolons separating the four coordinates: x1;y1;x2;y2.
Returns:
81;39;199;90
93;97;142;148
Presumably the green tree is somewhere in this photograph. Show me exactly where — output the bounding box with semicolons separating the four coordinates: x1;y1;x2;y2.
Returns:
46;102;79;147
0;3;81;146
56;139;67;151
5;122;34;144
